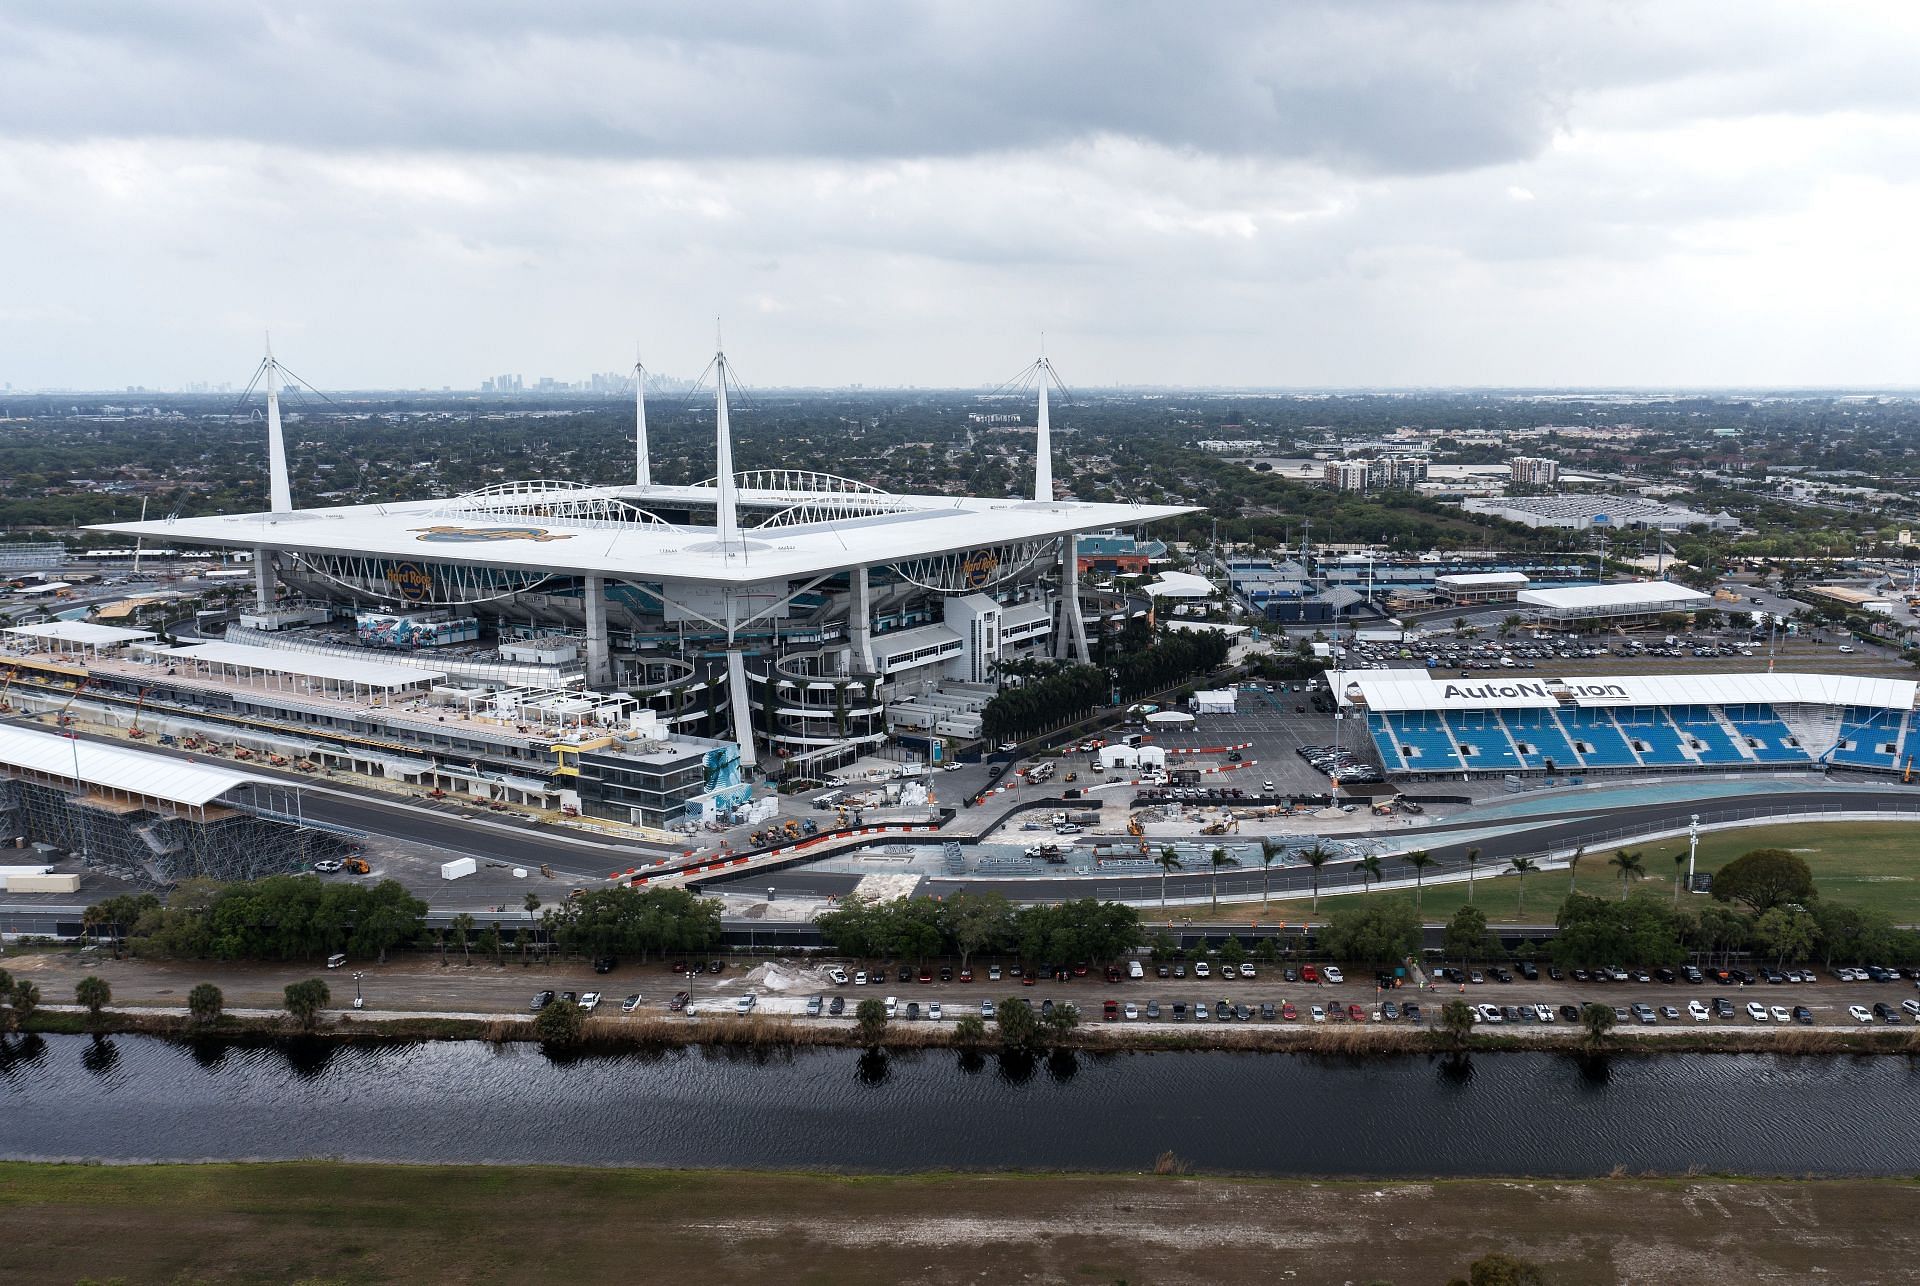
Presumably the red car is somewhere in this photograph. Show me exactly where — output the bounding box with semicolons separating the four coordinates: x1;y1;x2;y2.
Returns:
918;968;932;983
1301;964;1320;984
1103;1000;1119;1021
1326;1002;1347;1021
1022;973;1037;986
1347;1003;1365;1022
957;968;973;983
669;991;691;1012
1281;1003;1298;1021
671;961;688;974
1104;965;1121;983
1072;963;1089;977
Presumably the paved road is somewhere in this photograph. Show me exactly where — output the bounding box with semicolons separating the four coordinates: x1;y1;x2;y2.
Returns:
717;785;1920;904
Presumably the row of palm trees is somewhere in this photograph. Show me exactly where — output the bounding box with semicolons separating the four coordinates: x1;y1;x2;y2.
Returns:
1150;838;1673;920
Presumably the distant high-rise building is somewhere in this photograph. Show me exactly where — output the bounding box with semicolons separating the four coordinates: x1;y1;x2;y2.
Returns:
1510;456;1560;486
1324;459;1372;492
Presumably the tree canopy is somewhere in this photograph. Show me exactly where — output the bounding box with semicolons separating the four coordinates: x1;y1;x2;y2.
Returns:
1711;848;1816;913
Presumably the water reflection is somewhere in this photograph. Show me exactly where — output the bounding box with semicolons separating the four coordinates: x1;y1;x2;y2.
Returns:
855;1048;891;1086
2;1036;1915;1177
80;1036;119;1077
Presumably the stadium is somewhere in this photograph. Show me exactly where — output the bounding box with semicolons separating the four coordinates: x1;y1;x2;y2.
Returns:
1335;669;1919;781
89;348;1194;784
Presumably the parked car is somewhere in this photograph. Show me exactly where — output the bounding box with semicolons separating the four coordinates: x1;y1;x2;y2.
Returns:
669;991;691;1012
530;990;555;1011
621;994;643;1013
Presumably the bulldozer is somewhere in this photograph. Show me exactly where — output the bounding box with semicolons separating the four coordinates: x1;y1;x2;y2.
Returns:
341;856;371;876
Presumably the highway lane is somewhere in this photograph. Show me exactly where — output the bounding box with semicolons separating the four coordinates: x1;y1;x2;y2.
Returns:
714;787;1920;905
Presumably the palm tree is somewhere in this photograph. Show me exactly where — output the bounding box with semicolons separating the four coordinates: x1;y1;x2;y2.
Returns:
1300;843;1333;913
451;912;475;966
81;904;105;948
1257;837;1285;910
1609;848;1645;900
1157;846;1182;916
1567;844;1585;894
1403;849;1436;913
523;892;541;952
1209;846;1233;911
1464;846;1482;904
1357;853;1383;895
1508;856;1538;918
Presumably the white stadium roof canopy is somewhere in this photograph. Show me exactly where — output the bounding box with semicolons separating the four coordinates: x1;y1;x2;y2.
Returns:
90;486;1198;590
1335;671;1562;712
1435;571;1529;589
0;722;271;808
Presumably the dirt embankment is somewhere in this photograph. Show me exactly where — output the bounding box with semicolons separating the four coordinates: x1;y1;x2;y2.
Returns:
2;1161;1918;1285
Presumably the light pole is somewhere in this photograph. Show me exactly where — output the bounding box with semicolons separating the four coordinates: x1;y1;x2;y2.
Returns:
351;971;365;1010
1686;814;1699;894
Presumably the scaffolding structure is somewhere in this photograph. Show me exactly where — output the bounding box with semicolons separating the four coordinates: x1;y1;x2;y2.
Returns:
0;776;345;889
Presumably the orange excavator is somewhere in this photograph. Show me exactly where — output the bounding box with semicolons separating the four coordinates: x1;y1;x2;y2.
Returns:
54;677;90;728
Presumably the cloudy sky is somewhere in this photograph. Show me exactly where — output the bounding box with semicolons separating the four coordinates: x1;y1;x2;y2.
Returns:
5;1;1919;390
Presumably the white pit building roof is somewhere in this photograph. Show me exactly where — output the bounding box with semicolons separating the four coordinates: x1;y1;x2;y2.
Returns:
158;640;446;691
0;722;272;809
1435;572;1529;590
4;621;155;648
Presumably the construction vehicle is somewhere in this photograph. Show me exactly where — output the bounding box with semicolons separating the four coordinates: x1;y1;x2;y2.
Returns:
0;666;16;714
267;753;289;767
126;687;153;738
341;856;371;875
53;676;90;728
1126;814;1144;837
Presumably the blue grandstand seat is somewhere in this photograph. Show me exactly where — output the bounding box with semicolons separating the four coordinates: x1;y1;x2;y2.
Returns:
1367;714;1405;770
1444;712;1521;770
1560;707;1639;768
1831;707;1905;770
1612;707;1694;767
1501;710;1583;771
1666;705;1750;766
1385;712;1463;771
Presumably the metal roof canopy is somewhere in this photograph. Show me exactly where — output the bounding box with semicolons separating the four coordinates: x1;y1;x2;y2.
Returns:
4;621;155;646
158;640;446;690
90;488;1196;589
1435;572;1529;589
1335;669;1918;714
0;723;272;808
1517;581;1709;612
1336;671;1562;712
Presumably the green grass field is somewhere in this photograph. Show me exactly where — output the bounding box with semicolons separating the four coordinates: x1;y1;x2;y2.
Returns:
1189;820;1920;925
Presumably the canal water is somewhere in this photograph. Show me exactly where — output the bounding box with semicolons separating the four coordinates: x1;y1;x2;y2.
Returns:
4;1034;1919;1175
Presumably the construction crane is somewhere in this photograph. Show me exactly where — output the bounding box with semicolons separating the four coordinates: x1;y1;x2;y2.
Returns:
0;666;15;714
53;677;90;729
126;686;153;738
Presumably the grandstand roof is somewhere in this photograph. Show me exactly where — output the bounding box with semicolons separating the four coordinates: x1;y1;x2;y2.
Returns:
1435;571;1529;589
1517;581;1709;613
0;723;271;808
1332;669;1918;714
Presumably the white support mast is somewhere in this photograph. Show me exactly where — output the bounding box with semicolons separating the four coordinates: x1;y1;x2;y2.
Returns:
633;350;651;488
1034;355;1054;503
265;337;291;513
714;346;740;548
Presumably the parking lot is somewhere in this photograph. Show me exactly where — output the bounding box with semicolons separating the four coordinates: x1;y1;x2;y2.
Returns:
1146;685;1364;797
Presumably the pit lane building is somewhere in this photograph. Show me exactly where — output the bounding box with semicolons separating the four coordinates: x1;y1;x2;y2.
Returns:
85;345;1194;801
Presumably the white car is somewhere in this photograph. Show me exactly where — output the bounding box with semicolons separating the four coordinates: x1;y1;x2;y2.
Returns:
1688;1000;1711;1022
1534;1004;1553;1024
1902;999;1920;1018
1128;960;1144;980
826;967;848;985
621;993;643;1013
1124;1002;1139;1020
1850;1005;1874;1024
733;994;755;1014
885;995;898;1018
988;965;1002;981
1324;966;1345;985
981;999;996;1018
1770;1005;1792;1024
1194;962;1212;979
928;1002;942;1021
1477;1004;1503;1024
1310;1005;1326;1023
1746;1002;1768;1022
1239;963;1256;979
578;992;602;1013
853;970;869;986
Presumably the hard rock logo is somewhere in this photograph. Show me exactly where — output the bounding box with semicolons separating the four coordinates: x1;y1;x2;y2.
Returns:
409;525;573;543
960;549;1000;587
384;563;436;602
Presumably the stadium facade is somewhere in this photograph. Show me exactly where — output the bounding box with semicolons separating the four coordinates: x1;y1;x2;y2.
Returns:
92;347;1194;785
1334;669;1919;780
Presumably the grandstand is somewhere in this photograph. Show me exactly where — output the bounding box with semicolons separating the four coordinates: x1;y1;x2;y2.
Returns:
1334;670;1918;780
